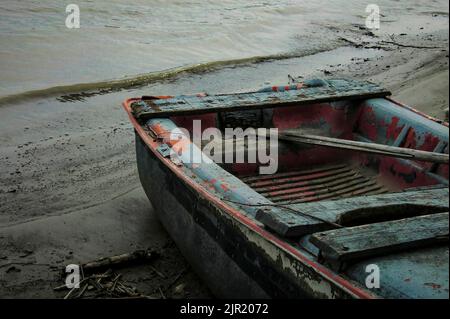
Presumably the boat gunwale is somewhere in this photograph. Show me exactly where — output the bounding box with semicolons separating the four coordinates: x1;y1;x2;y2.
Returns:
386;97;449;128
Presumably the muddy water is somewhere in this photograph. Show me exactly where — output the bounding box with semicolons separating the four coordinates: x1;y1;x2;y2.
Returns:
0;0;448;99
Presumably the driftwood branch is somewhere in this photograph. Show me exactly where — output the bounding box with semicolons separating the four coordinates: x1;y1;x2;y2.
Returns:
79;249;159;273
57;269;156;299
339;37;444;50
381;40;443;49
56;249;160;299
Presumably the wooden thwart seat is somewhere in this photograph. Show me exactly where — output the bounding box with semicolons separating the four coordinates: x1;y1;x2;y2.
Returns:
255;187;449;237
310;212;449;266
131;79;390;120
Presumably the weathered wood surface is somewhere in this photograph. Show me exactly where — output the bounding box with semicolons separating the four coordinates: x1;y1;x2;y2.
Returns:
310;212;449;264
80;249;158;273
131;79;391;120
255;187;449;237
280;130;449;164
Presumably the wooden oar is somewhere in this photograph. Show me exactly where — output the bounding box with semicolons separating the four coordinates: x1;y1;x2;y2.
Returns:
274;130;449;164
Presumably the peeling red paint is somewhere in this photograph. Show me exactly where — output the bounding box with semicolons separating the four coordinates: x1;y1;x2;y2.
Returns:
403;128;417;149
386;116;402;140
272;102;358;136
424;282;442;290
436;164;449;180
380;157;439;188
220;183;230;192
171;113;216;133
421;133;440;152
357;105;378;141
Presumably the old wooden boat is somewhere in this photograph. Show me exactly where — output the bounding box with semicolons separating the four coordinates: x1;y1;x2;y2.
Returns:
123;79;449;299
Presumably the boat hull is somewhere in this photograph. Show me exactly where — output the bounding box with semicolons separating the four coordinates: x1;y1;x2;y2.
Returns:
135;132;360;299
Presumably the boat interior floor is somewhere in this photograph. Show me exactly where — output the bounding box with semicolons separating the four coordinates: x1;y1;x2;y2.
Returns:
240;163;389;204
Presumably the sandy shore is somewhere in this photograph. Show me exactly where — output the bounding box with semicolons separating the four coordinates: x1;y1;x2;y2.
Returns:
0;22;448;298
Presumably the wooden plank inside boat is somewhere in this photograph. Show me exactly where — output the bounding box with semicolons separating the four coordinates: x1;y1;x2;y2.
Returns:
254;186;449;237
309;212;449;265
131;79;391;120
278;130;449;164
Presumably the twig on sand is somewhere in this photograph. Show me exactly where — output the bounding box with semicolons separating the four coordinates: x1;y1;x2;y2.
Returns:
167;268;187;289
158;286;166;299
75;282;89;299
59;270;154;299
54;284;69;291
64;278;89;299
111;273;122;292
339;37;364;47
79;249;159;273
339;36;444;50
56;249;161;299
380;40;443;49
150;265;166;279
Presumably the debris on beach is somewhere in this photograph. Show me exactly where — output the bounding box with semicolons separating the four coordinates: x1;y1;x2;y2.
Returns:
55;249;159;299
54;248;195;299
56;269;155;299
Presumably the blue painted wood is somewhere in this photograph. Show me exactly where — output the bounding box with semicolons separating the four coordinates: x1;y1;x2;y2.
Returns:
354;134;449;186
346;246;449;299
392;124;411;147
310;212;448;263
359;98;449;145
132;79;391;120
